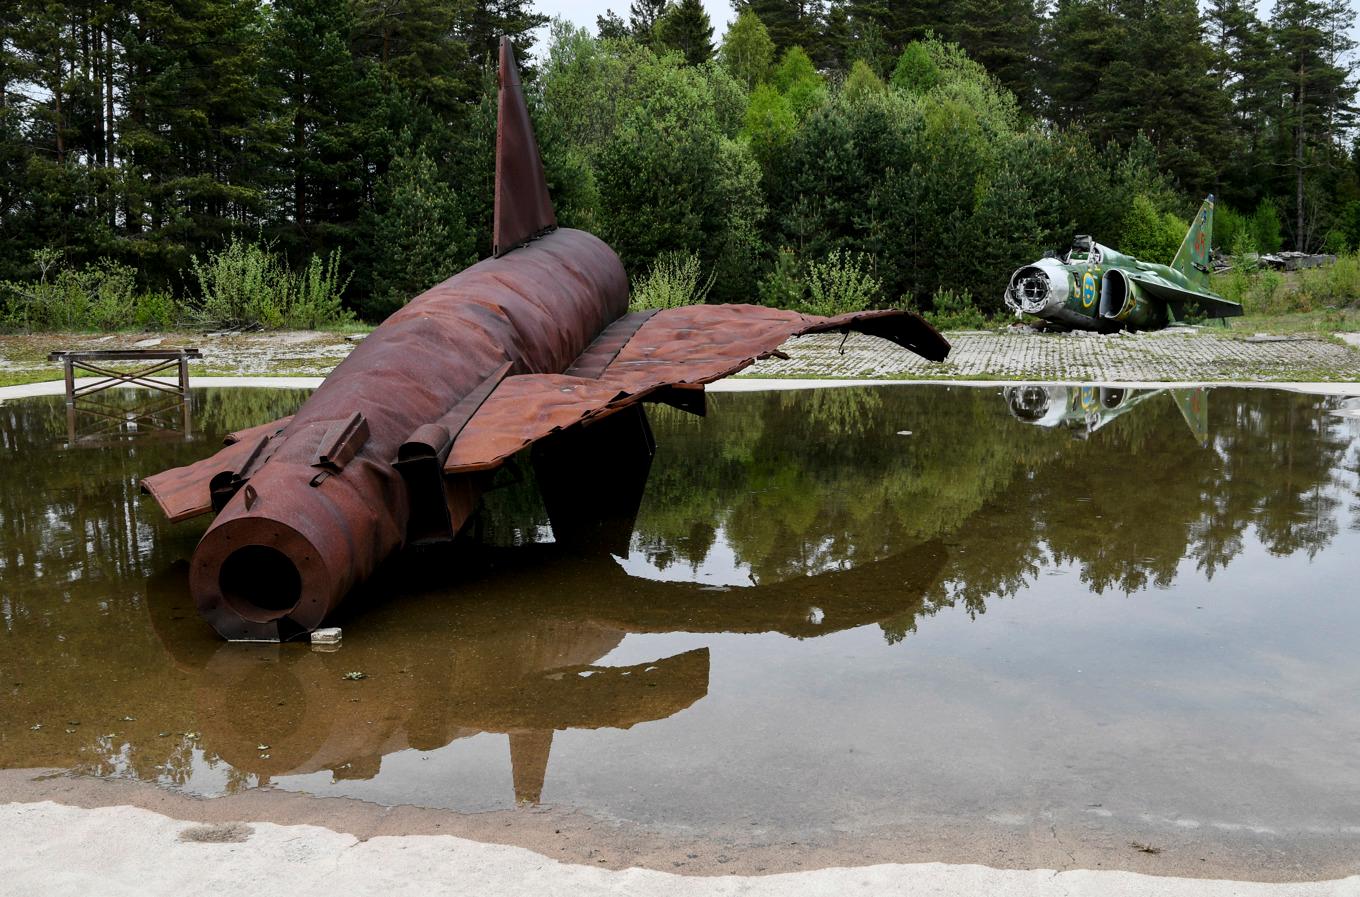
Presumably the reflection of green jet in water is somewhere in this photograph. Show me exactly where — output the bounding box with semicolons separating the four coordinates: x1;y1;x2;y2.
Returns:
1004;196;1243;331
1004;384;1209;445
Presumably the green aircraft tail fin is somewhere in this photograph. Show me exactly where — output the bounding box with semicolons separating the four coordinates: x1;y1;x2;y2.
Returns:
1171;195;1214;291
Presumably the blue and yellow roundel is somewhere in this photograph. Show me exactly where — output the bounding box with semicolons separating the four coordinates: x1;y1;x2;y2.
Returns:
1081;271;1098;308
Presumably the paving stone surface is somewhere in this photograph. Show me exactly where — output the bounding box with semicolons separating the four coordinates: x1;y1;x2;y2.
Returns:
748;328;1360;382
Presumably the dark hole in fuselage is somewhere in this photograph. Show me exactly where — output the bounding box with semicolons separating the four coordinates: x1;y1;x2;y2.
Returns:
1099;272;1126;319
219;545;301;621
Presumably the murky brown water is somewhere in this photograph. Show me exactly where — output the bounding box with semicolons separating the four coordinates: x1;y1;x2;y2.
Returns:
3;384;1360;855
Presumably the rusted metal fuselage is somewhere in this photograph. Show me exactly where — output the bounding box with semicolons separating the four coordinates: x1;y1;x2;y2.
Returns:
185;230;627;639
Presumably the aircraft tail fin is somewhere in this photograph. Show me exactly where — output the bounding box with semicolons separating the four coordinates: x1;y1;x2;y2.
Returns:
1171;195;1214;291
493;36;557;257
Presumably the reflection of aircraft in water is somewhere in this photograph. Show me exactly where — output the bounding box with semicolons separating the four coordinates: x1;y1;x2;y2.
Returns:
145;424;948;804
125;402;948;805
1004;385;1208;445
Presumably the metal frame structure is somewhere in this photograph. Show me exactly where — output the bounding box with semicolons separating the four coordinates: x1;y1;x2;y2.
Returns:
48;348;200;446
48;348;201;402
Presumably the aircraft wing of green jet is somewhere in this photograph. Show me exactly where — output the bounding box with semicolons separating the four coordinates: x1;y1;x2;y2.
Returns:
1120;269;1244;321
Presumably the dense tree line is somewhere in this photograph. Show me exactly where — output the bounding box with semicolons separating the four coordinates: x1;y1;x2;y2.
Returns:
1;0;1357;325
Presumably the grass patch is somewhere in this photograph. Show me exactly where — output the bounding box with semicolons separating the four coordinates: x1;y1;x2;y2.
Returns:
0;369;66;389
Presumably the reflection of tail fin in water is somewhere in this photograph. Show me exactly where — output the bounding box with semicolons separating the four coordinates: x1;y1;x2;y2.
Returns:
509;730;554;805
1169;388;1209;447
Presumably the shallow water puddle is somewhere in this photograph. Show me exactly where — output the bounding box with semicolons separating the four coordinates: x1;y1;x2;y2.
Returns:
2;384;1359;849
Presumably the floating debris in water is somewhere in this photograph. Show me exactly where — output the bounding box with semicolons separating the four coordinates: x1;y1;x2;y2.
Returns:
1131;842;1162;855
343;671;367;681
29;724;41;731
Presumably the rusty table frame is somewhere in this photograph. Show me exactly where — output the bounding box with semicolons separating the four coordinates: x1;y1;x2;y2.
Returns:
47;348;202;403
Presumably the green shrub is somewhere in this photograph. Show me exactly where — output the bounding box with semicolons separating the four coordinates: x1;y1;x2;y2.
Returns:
924;287;990;330
290;249;352;329
1119;194;1183;264
1216;252;1360;315
1249;200;1283;254
758;247;804;308
188;239;351;329
802;249;881;316
1;250;143;331
1295;253;1360;308
629;250;715;311
134;292;180;330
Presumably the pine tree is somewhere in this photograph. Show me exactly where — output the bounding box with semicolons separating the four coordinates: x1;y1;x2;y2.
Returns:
733;0;819;54
350;0;474;111
265;0;370;256
946;0;1041;107
1270;0;1358;248
115;0;274;278
463;0;549;74
658;0;716;66
365;142;476;316
596;10;631;40
629;0;668;42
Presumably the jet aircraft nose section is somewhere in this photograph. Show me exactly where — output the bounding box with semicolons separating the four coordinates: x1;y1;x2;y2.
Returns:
1004;258;1070;316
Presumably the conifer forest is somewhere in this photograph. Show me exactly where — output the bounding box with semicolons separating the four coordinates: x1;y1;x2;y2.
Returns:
1;0;1357;327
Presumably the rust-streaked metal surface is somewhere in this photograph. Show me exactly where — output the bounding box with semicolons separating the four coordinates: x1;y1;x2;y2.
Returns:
493;36;556;257
143;226;628;640
446;305;945;474
139;38;950;640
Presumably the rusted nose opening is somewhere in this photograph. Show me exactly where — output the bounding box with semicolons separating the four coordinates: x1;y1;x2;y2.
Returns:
219;545;302;622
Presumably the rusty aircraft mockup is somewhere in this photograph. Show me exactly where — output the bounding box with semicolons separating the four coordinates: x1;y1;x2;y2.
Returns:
1004;197;1243;331
140;38;950;640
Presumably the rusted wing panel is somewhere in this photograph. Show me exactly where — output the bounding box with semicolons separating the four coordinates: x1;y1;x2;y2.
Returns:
562;310;660;378
141;416;294;523
446;305;947;473
493;36;556;257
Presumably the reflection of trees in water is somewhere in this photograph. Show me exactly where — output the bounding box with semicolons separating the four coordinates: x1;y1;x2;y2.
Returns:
0;388;309;599
0;388;307;784
633;387;1353;628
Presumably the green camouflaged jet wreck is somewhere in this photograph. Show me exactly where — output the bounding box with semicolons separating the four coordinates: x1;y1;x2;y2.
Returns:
1004;196;1243;331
